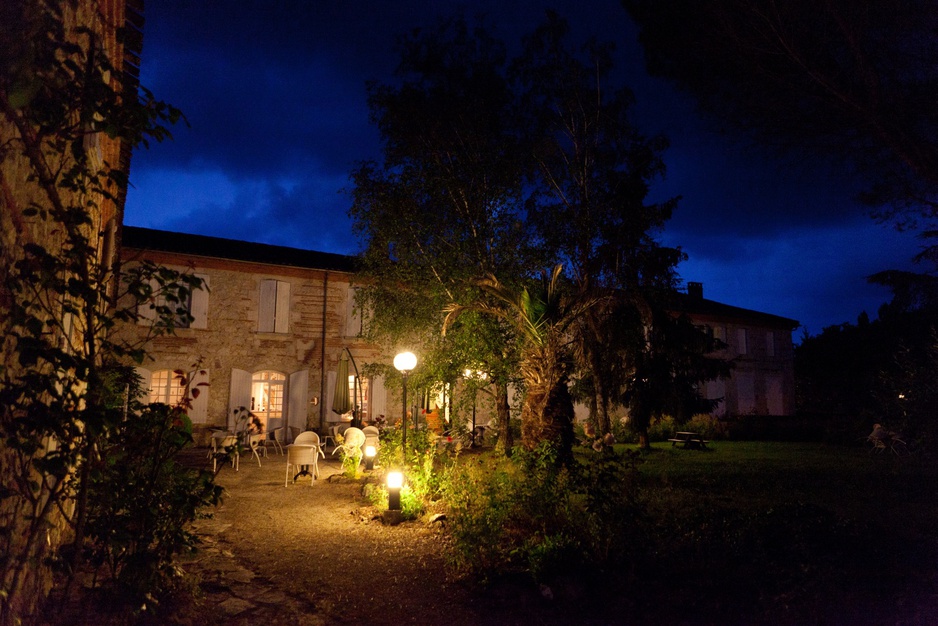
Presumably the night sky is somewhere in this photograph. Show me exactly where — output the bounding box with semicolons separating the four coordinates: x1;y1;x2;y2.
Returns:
124;0;919;337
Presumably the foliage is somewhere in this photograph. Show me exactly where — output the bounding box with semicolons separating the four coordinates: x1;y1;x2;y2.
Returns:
349;15;532;454
440;443;644;583
0;1;197;620
622;306;732;448
352;14;720;463
446;266;602;464
796;297;938;450
623;0;938;227
371;426;446;520
439;440;937;621
80;371;222;601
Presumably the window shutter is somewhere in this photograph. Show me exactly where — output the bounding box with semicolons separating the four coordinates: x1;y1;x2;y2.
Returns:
765;331;775;357
288;370;308;435
137;278;160;325
229;368;253;430
189;274;210;329
736;372;756;414
133;367;153;403
274;281;291;333
371;375;387;419
187;369;210;424
258;280;276;332
737;328;748;355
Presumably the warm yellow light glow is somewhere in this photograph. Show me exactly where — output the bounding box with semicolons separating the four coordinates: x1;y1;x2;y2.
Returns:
393;351;417;373
464;368;488;381
365;445;377;458
387;471;403;489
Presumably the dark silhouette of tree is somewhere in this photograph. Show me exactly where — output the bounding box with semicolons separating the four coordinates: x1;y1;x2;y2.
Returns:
623;0;938;226
349;17;534;453
514;14;711;442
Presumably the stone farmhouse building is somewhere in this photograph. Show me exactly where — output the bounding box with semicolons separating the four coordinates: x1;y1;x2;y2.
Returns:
675;282;799;417
119;226;393;446
121;227;799;446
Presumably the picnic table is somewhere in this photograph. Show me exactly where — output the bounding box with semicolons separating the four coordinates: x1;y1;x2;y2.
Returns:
668;431;709;450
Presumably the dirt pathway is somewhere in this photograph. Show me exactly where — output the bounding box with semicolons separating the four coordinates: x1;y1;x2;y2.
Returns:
171;448;574;626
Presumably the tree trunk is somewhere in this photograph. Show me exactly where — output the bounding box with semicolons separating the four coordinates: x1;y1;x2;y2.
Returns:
495;383;512;457
638;429;650;450
521;379;575;464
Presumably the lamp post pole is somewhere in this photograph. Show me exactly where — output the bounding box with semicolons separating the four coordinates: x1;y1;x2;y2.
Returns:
401;371;409;454
394;352;417;458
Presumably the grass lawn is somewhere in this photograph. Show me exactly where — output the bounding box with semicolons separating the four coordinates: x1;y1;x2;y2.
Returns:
580;441;938;624
629;440;938;535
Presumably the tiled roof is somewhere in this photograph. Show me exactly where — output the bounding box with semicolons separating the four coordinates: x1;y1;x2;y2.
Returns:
671;291;800;329
122;226;359;273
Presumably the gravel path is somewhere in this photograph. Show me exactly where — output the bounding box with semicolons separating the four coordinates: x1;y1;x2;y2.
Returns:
169;447;584;626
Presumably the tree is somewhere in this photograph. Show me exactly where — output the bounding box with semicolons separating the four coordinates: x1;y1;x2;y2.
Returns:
623;303;732;448
0;2;204;621
446;265;601;463
623;0;938;226
349;17;535;453
512;13;684;437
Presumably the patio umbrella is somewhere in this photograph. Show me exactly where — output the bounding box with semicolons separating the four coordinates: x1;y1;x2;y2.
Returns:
332;352;352;418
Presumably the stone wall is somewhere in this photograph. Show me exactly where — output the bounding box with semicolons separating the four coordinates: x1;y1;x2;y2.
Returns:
117;248;388;445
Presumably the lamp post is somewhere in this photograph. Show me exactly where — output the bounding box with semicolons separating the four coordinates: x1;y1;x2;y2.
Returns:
386;471;403;510
393;351;417;456
464;368;487;447
364;444;377;470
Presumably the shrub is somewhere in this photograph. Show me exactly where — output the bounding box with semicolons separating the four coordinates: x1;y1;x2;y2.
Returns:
82;395;222;601
440;443;644;584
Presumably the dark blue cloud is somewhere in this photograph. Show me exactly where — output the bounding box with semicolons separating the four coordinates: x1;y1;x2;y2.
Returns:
125;0;912;335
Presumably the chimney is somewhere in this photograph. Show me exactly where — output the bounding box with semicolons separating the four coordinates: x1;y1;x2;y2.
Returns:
687;282;703;299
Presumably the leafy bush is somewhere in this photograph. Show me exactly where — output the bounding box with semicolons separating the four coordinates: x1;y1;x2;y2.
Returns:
646;414;676;441
680;413;727;439
440;443;644;583
82;395;222;600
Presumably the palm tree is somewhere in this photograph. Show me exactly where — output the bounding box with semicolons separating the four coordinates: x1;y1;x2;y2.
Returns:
444;265;600;462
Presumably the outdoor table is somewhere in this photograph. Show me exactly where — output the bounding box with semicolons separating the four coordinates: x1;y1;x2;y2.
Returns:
668;431;709;450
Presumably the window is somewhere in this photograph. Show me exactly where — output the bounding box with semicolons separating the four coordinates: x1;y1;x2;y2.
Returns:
258;279;290;333
737;328;748;355
137;273;209;329
766;331;776;357
713;325;727;345
251;370;286;431
347;374;370;421
148;369;186;406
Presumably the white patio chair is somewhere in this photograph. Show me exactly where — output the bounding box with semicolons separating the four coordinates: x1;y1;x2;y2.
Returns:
246;432;266;467
333;427;365;465
293;431;325;463
263;426;284;456
285;443;320;486
211;432;239;472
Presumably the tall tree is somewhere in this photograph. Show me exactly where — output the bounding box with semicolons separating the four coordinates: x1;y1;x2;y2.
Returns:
512;14;686;437
623;0;938;226
349;18;534;451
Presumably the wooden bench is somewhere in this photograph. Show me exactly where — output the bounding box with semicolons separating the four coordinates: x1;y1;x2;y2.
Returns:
668;431;710;449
